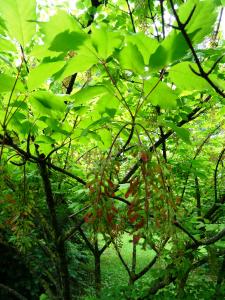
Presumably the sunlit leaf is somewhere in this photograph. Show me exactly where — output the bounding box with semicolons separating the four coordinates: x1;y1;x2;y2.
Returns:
27;61;66;90
29;91;66;116
72;85;108;104
169;62;210;92
57;41;98;78
49;30;87;52
0;37;16;52
126;32;158;65
0;74;24;93
119;43;145;74
98;128;112;150
91;24;123;59
144;78;177;109
149;31;189;70
41;10;83;45
0;0;36;47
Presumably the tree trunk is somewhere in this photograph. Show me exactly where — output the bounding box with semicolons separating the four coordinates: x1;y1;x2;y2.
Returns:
39;160;71;300
129;241;136;285
94;251;101;297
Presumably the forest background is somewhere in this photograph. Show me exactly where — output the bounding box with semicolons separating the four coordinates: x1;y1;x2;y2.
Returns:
0;0;225;299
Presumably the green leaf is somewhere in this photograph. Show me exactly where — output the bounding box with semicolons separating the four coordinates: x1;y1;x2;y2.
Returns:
167;122;191;144
0;74;24;93
72;85;108;104
8;111;26;133
98;128;112;150
95;94;119;117
49;30;87;52
149;31;189;70
0;37;16;52
177;0;217;44
39;294;48;300
30;45;61;60
0;0;36;47
91;24;123;59
119;43;145;74
210;74;225;91
126;32;158;65
169;62;210;93
71;83;118;117
0;16;7;35
35;135;55;154
82;116;111;132
164;31;190;63
144;78;177;109
149;45;167;71
39;116;72;136
149;0;218;70
27;61;66;90
41;10;83;46
57;41;98;78
29;91;66;116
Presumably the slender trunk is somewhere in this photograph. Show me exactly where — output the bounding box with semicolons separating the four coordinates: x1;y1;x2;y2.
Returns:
93;238;101;297
57;239;71;300
129;277;135;285
94;252;101;297
39;160;71;300
129;241;137;285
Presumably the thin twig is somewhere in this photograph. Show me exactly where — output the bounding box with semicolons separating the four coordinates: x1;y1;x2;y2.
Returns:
159;0;165;39
147;0;160;40
213;7;224;43
126;0;136;33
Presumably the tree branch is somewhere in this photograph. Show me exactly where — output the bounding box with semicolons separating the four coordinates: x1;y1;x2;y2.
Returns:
78;227;95;253
169;0;225;98
0;283;28;300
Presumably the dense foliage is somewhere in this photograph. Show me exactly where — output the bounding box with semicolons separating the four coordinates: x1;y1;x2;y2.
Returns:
0;0;225;299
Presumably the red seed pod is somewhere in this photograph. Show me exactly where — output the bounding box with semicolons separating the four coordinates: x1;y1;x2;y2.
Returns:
135;217;145;229
111;206;118;213
133;234;141;245
140;151;148;162
125;189;132;198
84;212;92;223
107;179;114;189
129;213;139;223
96;208;102;218
106;213;113;224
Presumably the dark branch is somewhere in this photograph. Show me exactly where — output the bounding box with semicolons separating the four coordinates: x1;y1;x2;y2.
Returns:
173;220;199;245
170;0;225;98
125;0;136;33
47;162;86;185
66;73;77;95
78;227;95;253
0;283;28;300
159;0;165;39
